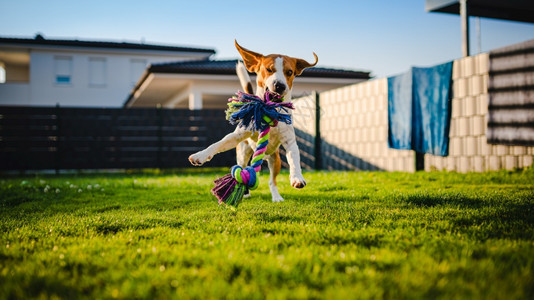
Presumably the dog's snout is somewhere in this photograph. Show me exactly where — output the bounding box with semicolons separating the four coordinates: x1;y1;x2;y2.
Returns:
274;81;286;94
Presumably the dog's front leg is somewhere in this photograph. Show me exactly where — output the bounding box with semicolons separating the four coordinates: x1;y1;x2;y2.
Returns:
284;142;307;188
279;124;306;189
189;128;251;166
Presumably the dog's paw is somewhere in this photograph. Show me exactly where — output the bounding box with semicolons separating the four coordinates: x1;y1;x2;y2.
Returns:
290;174;307;189
272;194;284;203
188;151;212;166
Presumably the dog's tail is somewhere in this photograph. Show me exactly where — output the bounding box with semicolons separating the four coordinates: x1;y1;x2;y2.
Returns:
236;61;254;94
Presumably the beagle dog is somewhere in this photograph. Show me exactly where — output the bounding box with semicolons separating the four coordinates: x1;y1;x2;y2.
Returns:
189;40;318;202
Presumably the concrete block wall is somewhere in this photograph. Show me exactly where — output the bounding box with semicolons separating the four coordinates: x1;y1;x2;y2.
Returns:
291;93;319;170
292;93;316;138
310;78;414;171
425;53;534;172
294;52;533;172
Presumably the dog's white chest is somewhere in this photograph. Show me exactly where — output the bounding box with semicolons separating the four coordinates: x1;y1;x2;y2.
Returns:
247;123;292;156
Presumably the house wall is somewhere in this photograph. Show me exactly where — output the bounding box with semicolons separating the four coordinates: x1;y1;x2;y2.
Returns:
5;63;29;82
0;48;210;107
0;82;30;104
293;52;534;172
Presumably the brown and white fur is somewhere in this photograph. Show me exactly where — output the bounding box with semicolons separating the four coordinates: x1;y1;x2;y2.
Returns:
189;40;318;202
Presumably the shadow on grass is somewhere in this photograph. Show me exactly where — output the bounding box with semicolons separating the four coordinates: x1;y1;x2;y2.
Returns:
317;232;384;248
252;211;305;224
1;194;36;208
401;192;534;240
16;276;81;299
93;218;184;235
402;193;487;208
453;203;534;240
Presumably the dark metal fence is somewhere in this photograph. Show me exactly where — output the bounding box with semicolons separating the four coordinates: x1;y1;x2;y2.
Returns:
0;106;236;171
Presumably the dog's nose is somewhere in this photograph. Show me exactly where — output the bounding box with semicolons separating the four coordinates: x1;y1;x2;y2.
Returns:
274;81;286;94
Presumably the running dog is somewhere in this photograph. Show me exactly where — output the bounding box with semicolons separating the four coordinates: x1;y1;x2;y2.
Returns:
189;40;318;202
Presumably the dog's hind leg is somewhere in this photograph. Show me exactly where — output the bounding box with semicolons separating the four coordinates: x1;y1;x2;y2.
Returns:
267;149;284;202
236;140;254;168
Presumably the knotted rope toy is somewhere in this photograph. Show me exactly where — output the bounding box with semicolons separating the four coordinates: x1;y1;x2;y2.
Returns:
211;91;294;209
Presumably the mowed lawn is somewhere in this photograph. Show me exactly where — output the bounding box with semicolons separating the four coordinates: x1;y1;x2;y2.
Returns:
1;168;533;299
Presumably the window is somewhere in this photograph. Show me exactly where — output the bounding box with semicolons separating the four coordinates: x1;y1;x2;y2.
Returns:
89;57;106;87
130;59;147;86
54;56;72;85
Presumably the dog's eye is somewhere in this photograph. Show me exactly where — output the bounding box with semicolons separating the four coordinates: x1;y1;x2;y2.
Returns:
286;70;293;77
266;68;273;73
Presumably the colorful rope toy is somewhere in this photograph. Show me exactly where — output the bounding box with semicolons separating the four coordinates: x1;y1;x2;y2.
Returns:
211;91;294;209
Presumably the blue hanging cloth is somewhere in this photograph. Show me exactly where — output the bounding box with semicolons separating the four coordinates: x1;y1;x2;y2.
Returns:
387;61;453;156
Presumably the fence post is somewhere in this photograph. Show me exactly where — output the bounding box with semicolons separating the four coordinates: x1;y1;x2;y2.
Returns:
314;91;322;170
415;151;425;171
157;104;163;169
55;103;61;174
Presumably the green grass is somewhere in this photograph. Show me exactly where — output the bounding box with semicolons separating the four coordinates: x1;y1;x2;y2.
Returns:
1;168;533;299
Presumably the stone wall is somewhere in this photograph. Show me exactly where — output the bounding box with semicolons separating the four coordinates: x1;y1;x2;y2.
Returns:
293;52;534;172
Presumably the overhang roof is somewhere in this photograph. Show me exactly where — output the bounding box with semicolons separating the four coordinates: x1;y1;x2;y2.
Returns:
149;59;371;79
425;0;534;23
124;59;371;108
0;34;216;54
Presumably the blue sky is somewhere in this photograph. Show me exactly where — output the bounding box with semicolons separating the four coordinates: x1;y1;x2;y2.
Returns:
1;0;533;78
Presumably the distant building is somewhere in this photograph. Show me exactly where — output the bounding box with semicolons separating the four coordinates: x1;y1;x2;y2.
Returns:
0;34;215;107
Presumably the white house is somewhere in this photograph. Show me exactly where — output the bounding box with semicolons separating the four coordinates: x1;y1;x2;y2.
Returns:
124;59;371;110
0;34;371;109
0;34;215;107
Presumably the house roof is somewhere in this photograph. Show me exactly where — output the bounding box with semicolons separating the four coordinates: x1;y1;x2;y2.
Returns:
148;59;371;79
0;34;216;54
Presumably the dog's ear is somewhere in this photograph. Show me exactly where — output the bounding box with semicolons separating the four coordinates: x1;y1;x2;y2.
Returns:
295;52;318;76
235;40;263;73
